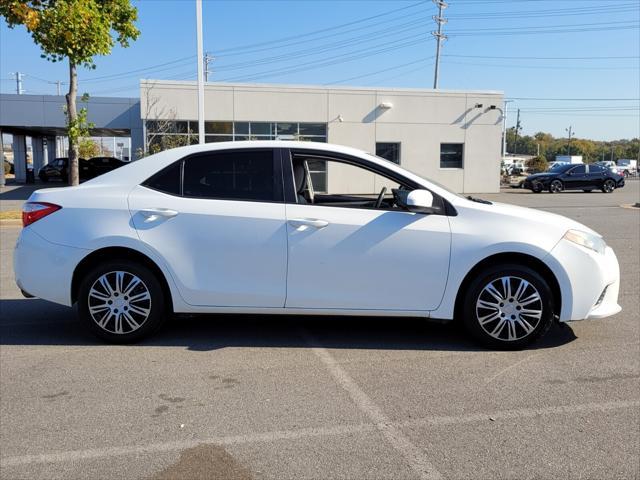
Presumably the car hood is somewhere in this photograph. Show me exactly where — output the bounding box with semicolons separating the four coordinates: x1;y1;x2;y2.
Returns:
453;197;601;241
525;172;555;180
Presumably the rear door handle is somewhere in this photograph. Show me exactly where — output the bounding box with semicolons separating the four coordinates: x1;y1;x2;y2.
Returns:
288;218;329;229
140;208;179;221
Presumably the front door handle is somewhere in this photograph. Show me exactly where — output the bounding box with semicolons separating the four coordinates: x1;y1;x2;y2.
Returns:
288;218;329;229
140;208;179;221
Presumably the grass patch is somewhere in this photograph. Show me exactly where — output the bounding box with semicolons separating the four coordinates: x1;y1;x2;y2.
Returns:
0;210;21;220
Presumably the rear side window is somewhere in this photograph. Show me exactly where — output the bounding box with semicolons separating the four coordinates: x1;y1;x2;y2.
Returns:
183;150;276;201
589;164;604;173
143;161;182;195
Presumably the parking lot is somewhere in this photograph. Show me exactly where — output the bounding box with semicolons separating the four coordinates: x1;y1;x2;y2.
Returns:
1;183;638;480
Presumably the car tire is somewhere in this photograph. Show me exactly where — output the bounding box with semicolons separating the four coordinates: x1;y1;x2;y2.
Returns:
602;179;616;193
548;180;563;193
39;173;48;182
462;264;555;350
582;189;593;193
77;260;166;343
531;182;543;193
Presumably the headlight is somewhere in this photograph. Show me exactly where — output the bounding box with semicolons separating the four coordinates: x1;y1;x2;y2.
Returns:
563;229;606;255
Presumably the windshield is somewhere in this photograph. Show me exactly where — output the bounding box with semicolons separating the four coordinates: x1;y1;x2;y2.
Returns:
370;153;467;199
549;163;569;171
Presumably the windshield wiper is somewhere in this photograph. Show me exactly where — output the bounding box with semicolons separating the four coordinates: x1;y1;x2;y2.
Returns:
466;196;493;205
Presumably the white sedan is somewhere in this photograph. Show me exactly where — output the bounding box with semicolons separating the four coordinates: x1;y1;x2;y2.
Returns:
14;141;621;348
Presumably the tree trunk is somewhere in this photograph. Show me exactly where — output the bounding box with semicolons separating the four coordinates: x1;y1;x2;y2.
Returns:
66;61;79;186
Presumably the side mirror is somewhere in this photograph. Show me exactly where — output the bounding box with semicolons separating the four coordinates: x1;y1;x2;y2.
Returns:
405;189;436;213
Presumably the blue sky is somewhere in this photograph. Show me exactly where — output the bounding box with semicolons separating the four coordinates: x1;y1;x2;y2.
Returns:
1;0;639;140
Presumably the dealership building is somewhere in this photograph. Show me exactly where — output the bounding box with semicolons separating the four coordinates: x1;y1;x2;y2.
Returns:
1;81;504;192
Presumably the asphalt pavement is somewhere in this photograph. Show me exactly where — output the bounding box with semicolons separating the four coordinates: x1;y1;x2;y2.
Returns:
1;182;638;479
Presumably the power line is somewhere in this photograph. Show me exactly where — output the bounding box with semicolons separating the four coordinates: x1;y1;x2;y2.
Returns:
218;35;434;83
213;0;428;54
444;54;639;60
324;57;433;85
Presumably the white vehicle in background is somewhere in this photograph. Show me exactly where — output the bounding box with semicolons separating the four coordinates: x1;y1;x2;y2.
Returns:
616;159;637;177
14;141;622;349
555;155;583;164
597;161;624;176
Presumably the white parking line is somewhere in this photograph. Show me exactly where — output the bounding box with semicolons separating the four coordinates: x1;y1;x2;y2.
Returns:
1;400;637;469
302;331;444;480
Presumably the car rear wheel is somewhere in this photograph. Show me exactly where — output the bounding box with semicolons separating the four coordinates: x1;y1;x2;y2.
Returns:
549;180;563;193
77;260;166;343
602;179;616;193
462;264;554;349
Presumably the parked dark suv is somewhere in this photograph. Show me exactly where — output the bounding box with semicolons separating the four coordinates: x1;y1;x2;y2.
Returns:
523;163;625;193
38;156;126;183
38;157;90;182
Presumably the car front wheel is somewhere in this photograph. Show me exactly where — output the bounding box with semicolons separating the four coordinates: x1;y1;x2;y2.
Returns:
549;180;563;193
77;260;166;343
462;264;554;349
602;179;616;193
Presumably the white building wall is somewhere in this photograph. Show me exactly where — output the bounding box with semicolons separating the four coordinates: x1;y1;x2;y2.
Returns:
140;80;503;193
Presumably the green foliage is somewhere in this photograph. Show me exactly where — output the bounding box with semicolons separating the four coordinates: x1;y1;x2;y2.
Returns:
526;155;548;173
136;134;193;159
65;93;94;143
507;128;639;164
0;0;139;68
78;138;100;159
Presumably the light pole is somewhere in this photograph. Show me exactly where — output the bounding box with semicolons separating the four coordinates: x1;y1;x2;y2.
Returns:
565;126;573;156
196;0;205;144
501;100;513;157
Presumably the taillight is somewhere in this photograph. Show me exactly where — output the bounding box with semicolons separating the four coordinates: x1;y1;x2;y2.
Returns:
22;202;61;227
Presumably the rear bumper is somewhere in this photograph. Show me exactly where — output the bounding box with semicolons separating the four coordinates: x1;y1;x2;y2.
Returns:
13;227;89;307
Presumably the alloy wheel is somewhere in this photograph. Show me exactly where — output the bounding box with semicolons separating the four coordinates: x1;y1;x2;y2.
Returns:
87;271;152;334
549;180;563;193
603;180;615;193
475;276;543;342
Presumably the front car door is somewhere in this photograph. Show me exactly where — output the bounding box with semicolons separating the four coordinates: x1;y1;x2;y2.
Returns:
282;149;451;313
128;148;288;308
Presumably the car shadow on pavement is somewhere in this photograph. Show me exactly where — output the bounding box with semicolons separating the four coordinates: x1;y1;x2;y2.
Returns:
0;298;577;352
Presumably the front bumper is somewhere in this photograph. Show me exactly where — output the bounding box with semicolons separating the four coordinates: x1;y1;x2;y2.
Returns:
546;239;621;321
14;227;89;307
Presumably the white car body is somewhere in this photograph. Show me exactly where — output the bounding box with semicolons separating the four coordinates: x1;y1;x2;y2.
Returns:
14;141;621;339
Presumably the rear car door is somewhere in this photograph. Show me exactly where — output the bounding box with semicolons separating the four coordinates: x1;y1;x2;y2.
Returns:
587;164;606;188
128;148;288;308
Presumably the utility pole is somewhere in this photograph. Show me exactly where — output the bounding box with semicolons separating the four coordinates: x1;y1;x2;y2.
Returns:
566;126;573;156
513;108;521;155
501;100;513;157
204;52;214;82
55;80;62;95
196;0;205;144
431;0;448;89
13;72;24;94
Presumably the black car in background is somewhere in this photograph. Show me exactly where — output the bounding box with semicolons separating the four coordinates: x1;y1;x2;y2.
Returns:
523;163;625;193
38;157;90;182
38;156;126;183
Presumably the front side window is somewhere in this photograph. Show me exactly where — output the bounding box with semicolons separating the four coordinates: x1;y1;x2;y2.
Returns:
183;150;277;201
376;143;401;164
569;165;586;175
440;143;464;169
290;152;419;211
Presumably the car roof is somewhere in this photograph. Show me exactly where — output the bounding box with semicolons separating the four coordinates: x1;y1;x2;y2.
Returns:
82;140;456;200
